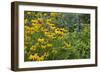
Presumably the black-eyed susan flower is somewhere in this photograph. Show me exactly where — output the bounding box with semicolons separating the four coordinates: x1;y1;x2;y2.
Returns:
28;54;33;60
24;19;28;24
37;38;45;43
41;45;46;49
30;45;37;51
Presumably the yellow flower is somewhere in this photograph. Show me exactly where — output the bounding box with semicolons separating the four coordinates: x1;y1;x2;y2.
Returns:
32;53;48;61
24;32;31;41
38;56;44;61
34;26;40;31
44;13;47;16
24;26;30;31
46;19;52;23
41;45;46;49
50;12;58;16
43;52;49;57
32;53;40;61
28;52;49;61
47;43;52;47
48;33;55;38
67;44;71;48
55;28;59;33
30;27;34;32
36;52;49;61
48;23;56;30
44;31;55;38
55;28;64;35
31;20;38;23
27;12;31;14
28;54;33;60
47;34;53;38
32;23;42;27
38;18;42;21
52;36;56;39
60;28;67;32
30;45;36;51
55;29;61;34
31;24;42;32
64;42;71;48
44;31;49;35
37;38;45;42
50;26;56;30
38;13;42;17
24;19;28;24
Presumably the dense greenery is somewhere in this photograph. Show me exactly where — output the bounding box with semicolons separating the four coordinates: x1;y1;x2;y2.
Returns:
24;11;90;61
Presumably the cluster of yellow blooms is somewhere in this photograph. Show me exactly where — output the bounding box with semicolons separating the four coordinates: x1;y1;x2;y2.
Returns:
24;12;71;61
28;53;48;61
